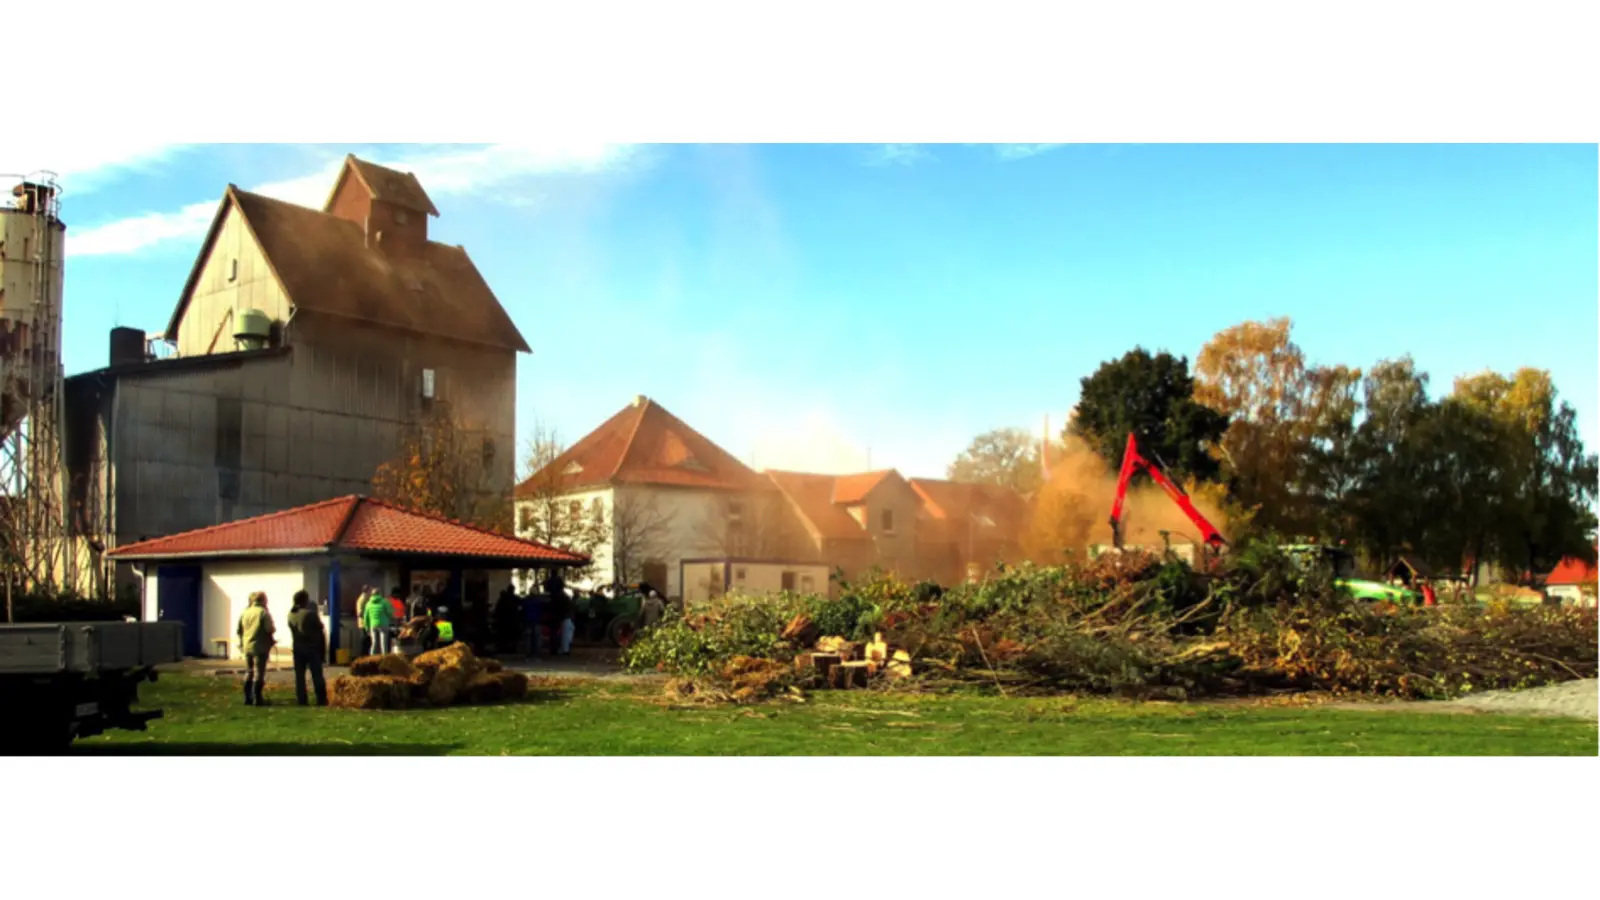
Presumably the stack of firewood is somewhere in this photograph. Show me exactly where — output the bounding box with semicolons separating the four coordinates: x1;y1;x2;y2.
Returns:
790;624;913;690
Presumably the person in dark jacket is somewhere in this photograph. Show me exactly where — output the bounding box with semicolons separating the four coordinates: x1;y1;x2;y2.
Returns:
521;588;546;658
548;573;575;656
286;590;328;706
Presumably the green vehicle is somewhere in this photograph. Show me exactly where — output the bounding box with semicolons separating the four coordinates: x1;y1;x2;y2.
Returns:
577;583;658;647
1280;544;1421;605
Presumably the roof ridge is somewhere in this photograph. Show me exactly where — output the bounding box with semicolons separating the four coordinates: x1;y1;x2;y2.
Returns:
610;398;653;482
110;495;356;556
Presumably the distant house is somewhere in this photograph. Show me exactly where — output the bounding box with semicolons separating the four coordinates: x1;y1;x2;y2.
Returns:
66;155;528;600
1543;555;1597;607
908;478;1029;584
763;469;924;583
514;396;790;600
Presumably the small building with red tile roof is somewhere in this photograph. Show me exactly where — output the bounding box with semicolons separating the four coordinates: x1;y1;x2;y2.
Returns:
1542;552;1598;607
65;155;528;603
108;495;586;660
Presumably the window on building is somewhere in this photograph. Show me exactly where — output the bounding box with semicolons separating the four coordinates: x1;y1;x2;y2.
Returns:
881;509;895;533
728;501;744;522
395;209;410;226
568;500;583;520
228;258;238;282
781;571;796;592
517;505;534;534
799;575;815;593
735;568;747;582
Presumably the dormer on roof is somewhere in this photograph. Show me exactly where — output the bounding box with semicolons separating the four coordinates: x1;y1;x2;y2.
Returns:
323;154;438;257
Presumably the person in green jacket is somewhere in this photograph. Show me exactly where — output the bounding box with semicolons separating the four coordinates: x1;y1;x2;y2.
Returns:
236;591;276;706
287;590;328;706
362;586;394;655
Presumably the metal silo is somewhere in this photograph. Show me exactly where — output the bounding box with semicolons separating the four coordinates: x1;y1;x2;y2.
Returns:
1;173;72;606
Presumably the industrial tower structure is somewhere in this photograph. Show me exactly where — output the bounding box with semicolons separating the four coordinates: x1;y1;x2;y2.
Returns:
1;173;73;617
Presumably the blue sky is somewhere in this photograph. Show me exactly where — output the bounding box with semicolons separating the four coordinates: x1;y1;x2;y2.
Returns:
22;142;1600;478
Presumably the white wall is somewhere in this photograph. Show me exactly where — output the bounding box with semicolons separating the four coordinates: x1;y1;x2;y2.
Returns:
1547;585;1595;607
515;487;613;592
682;560;830;605
202;560;309;660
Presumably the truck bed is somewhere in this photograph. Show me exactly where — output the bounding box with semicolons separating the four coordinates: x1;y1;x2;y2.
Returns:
0;622;185;675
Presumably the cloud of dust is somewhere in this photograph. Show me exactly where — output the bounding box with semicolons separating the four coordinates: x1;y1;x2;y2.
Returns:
1026;435;1230;563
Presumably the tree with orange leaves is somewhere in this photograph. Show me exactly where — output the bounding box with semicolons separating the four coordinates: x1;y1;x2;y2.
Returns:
371;408;511;533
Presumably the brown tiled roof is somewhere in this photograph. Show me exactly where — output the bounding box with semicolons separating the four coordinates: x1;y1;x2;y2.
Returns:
516;397;770;495
166;182;528;353
329;155;440;217
831;471;895;505
765;471;871;542
908;478;1030;544
107;495;588;565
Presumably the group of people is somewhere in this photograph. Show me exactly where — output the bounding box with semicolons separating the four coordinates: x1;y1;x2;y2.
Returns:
357;586;455;655
233;590;328;707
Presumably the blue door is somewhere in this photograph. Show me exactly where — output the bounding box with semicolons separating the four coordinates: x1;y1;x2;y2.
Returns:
156;566;203;657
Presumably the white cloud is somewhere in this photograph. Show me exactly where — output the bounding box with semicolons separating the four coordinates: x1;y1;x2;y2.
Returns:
994;143;1065;161
67;142;645;258
866;143;933;166
0;141;189;195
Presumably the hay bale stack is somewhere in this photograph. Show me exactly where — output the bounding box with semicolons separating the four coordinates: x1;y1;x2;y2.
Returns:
464;672;505;705
374;654;418;678
348;655;388;677
495;671;529;700
414;643;475;670
330;675;412;710
483;659;504;674
426;665;471;706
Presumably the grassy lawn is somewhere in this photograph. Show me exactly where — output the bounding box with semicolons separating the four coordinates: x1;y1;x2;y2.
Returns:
73;675;1598;756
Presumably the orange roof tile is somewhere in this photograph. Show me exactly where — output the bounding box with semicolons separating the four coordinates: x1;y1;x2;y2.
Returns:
1545;555;1598;586
908;478;1030;544
517;397;770;495
107;496;588;565
831;471;895;505
765;471;871;542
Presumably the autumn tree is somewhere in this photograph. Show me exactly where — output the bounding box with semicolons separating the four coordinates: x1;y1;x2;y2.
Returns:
371;408;510;533
947;427;1053;496
609;489;676;587
513;421;606;583
1069;347;1228;483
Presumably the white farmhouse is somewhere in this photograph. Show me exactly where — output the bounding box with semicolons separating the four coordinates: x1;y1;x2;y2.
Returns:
514;396;803;601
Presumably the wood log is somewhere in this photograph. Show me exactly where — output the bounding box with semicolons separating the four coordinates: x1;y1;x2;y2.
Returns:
796;652;843;679
865;633;889;665
781;614;818;645
826;664;853;689
838;661;871;688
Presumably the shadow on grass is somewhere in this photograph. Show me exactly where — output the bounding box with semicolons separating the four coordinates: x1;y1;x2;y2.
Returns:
71;741;464;757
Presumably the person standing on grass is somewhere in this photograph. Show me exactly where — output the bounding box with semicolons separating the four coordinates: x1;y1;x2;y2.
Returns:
355;587;373;654
521;587;545;658
548;574;575;656
1422;580;1438;607
362;585;394;655
434;607;456;646
236;592;276;707
287;590;328;706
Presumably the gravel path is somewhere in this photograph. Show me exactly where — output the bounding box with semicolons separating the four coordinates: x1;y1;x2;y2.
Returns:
1444;679;1598;720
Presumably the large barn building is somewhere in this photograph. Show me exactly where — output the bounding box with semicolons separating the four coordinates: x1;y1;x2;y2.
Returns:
65;155;529;601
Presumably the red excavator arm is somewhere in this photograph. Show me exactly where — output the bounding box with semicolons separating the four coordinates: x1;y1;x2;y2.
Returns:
1109;432;1228;552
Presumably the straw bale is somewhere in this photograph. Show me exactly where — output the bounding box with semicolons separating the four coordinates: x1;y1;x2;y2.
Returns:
464;672;504;704
348;656;387;677
426;664;470;706
330;675;412;710
414;643;475;670
495;671;529;700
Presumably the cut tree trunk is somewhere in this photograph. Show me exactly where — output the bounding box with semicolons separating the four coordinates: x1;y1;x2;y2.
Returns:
838;661;871;688
796;652;843;679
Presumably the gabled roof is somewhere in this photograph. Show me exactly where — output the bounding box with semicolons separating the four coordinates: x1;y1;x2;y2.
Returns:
166;174;528;353
107;495;588;565
517;397;770;495
908;478;1030;544
1545;555;1597;586
325;154;440;217
831;471;897;505
765;470;872;542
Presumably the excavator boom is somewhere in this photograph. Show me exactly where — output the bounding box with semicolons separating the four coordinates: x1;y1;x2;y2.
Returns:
1109;432;1228;552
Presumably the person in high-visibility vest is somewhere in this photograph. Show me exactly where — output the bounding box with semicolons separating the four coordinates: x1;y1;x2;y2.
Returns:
435;607;456;646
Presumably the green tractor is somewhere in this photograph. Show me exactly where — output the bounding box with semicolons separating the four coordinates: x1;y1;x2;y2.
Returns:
577;583;661;647
1279;544;1421;605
